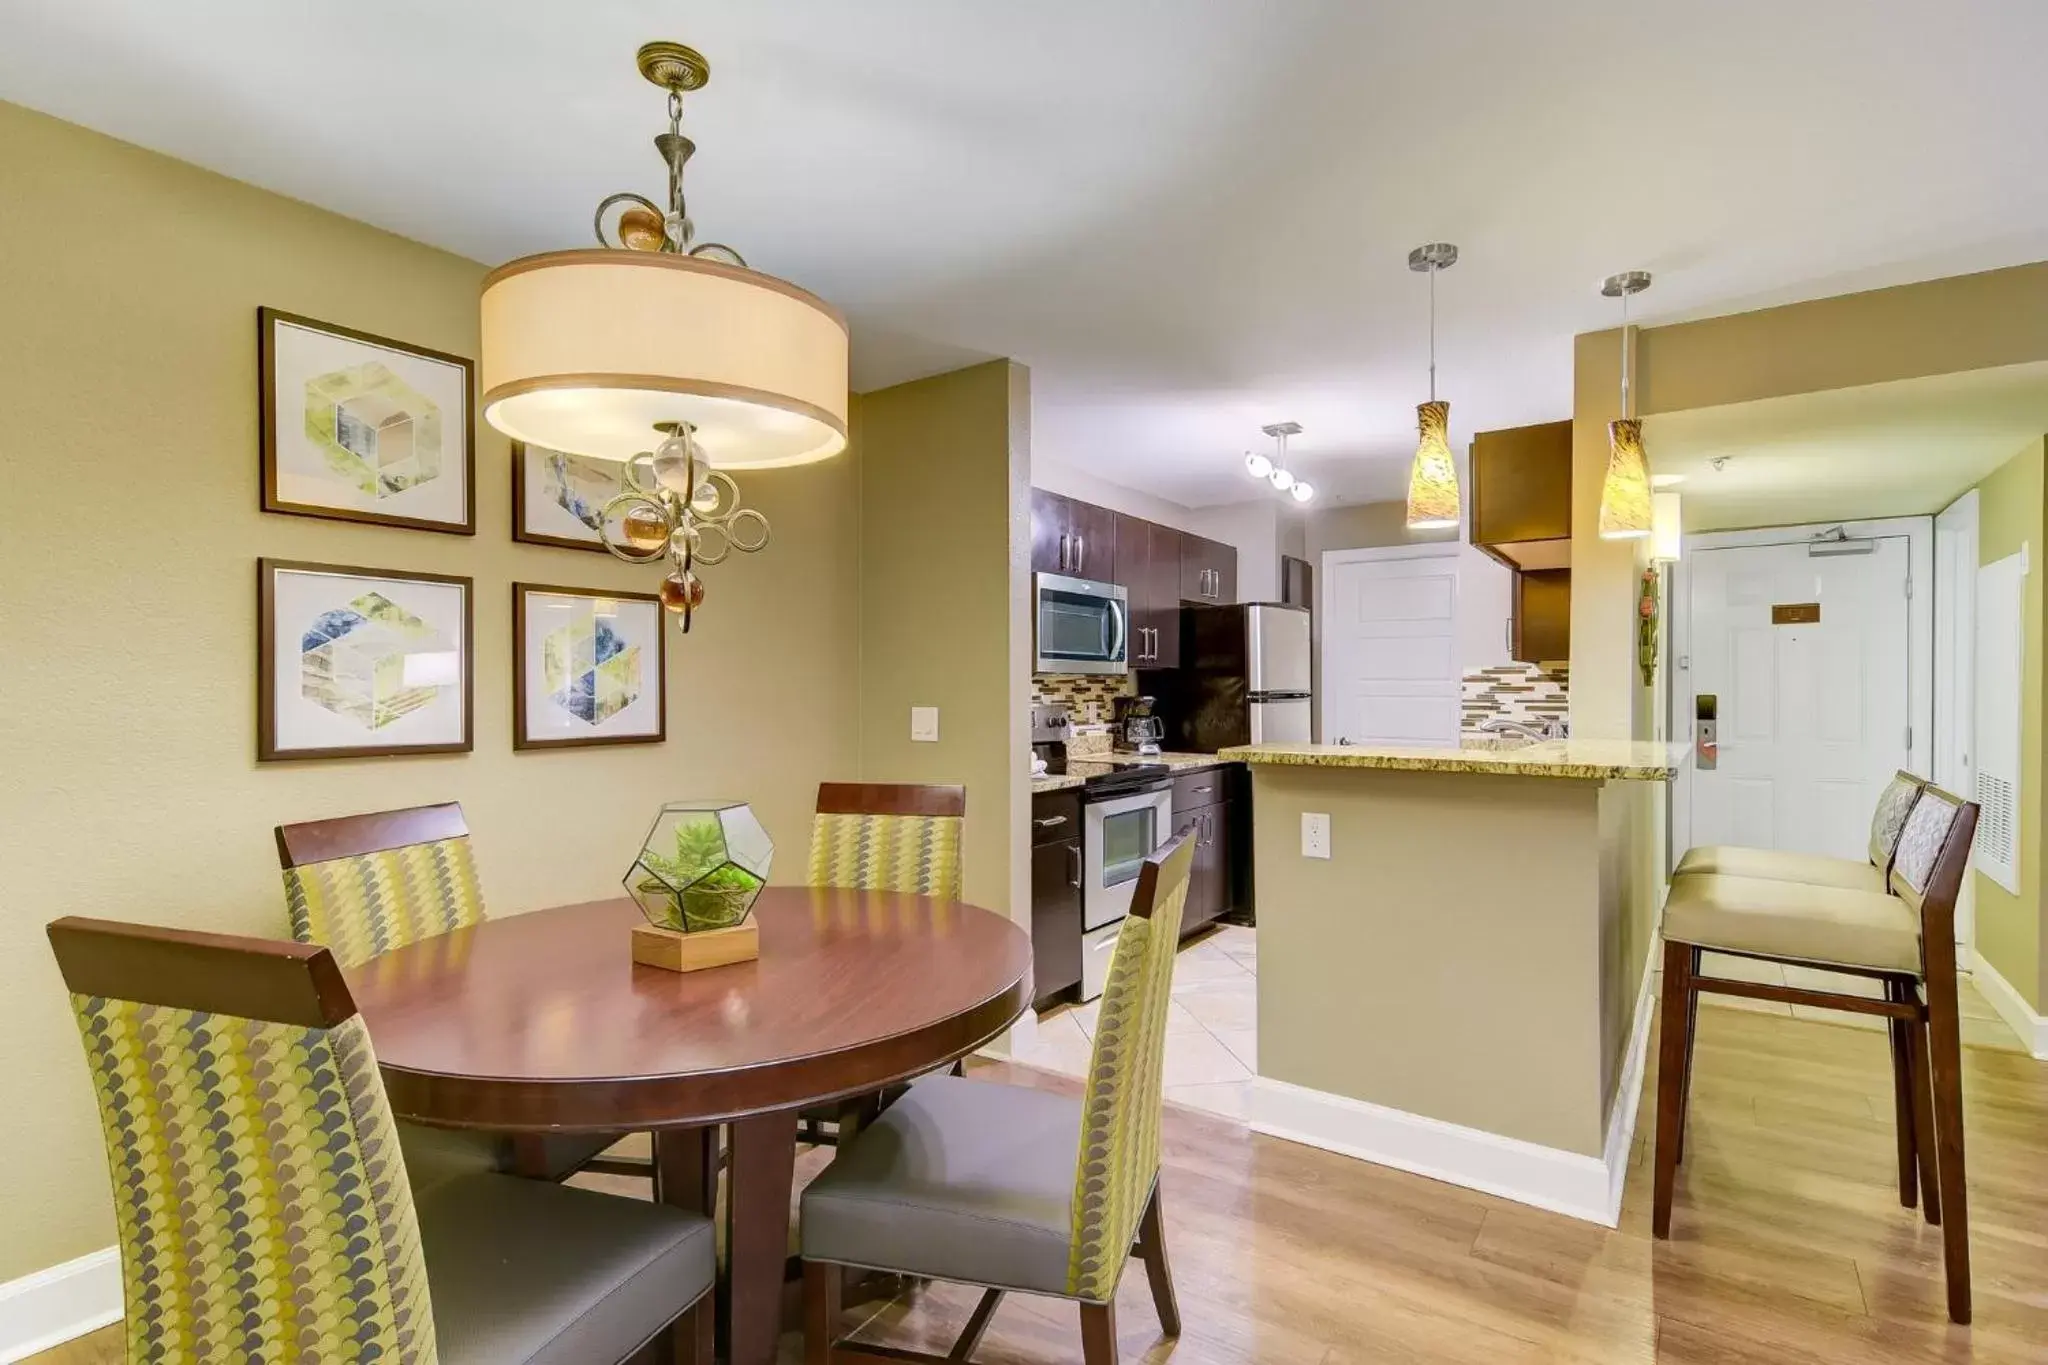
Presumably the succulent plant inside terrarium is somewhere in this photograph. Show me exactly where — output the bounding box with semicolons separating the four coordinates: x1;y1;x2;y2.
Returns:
625;800;773;933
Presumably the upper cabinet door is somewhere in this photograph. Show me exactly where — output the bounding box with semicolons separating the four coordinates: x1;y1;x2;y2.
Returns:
1146;521;1184;667
1179;534;1237;604
1470;420;1572;548
1065;500;1117;582
1110;511;1150;591
1031;488;1072;576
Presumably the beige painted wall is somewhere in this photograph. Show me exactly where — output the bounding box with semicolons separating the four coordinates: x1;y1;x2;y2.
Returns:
0;102;865;1280
1973;438;2046;1010
1251;766;1615;1154
853;362;1032;986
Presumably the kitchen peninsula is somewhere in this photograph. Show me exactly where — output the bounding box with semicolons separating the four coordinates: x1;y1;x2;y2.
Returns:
1217;737;1689;1225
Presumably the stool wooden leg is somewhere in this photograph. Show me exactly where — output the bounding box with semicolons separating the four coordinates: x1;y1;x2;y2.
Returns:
1652;939;1693;1239
1677;945;1702;1166
1905;1001;1942;1227
1885;977;1919;1209
1135;1185;1181;1337
1921;964;1972;1324
804;1260;841;1365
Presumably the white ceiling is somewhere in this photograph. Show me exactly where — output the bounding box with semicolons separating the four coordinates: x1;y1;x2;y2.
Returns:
1645;363;2048;533
6;1;2048;508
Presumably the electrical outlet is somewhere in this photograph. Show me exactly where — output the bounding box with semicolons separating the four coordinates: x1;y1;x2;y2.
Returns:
1301;812;1331;859
910;706;940;742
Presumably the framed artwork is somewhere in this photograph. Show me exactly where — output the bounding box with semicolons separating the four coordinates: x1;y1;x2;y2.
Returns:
512;441;628;552
512;583;668;750
259;307;476;535
258;558;473;762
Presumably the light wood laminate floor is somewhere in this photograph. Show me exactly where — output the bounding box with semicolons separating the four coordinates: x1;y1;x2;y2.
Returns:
35;991;2048;1363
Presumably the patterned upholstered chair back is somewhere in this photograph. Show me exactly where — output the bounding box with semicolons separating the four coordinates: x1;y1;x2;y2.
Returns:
48;917;436;1363
1867;771;1927;870
1064;831;1195;1303
806;783;966;901
276;803;485;969
1887;785;1981;941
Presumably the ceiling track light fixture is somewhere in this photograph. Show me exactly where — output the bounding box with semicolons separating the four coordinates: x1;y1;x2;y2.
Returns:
1405;243;1461;530
479;40;850;633
1245;422;1313;502
1598;270;1655;542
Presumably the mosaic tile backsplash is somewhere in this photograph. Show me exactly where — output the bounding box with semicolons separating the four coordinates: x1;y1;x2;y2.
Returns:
1032;673;1135;728
1462;663;1570;735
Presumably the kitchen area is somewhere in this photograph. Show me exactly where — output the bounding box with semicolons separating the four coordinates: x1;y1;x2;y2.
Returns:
1020;487;1310;1116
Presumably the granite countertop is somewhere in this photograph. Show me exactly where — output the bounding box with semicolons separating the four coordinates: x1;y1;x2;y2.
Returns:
1216;739;1691;782
1030;750;1234;795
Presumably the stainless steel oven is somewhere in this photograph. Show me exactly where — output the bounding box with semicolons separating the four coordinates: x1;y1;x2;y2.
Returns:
1079;772;1174;1001
1034;572;1129;676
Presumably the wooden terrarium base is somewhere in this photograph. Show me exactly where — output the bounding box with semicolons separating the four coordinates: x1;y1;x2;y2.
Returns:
631;920;760;973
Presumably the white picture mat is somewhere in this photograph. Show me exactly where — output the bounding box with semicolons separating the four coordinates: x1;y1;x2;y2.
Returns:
520;591;664;741
520;445;623;545
270;567;468;751
271;319;470;524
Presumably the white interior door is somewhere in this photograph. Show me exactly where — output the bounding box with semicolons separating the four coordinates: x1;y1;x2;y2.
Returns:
1321;551;1461;747
1934;493;1978;948
1688;537;1912;859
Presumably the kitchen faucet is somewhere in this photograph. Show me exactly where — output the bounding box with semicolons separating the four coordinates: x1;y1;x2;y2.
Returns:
1477;716;1568;741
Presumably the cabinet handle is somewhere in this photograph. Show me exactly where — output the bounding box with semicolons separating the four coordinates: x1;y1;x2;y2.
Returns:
1068;844;1082;888
1189;784;1213;795
1074;535;1085;573
1033;815;1069;829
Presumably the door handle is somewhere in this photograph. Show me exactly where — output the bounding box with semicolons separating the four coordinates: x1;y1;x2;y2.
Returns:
1067;843;1082;888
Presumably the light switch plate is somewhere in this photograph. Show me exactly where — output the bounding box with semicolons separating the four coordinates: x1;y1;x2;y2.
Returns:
1301;812;1331;859
910;706;940;742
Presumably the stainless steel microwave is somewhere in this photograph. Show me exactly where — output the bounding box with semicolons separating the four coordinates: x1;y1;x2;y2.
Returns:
1033;572;1129;675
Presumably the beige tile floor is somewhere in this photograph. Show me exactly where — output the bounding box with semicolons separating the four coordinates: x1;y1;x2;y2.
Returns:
1023;922;1259;1120
1021;930;2028;1127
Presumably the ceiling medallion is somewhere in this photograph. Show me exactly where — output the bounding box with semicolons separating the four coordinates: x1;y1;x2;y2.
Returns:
479;40;851;633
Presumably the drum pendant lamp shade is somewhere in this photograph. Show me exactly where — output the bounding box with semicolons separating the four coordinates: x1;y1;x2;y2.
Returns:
480;249;849;468
1406;400;1461;530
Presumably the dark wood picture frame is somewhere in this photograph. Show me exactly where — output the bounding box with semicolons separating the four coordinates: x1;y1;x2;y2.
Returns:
257;558;475;762
510;441;618;553
259;307;477;536
511;581;668;751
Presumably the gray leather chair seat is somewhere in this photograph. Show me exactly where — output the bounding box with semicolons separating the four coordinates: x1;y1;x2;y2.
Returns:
801;1074;1084;1295
416;1173;715;1365
399;1122;623;1194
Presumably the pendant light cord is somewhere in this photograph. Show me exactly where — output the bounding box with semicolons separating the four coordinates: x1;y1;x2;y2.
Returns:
1619;287;1631;419
1428;264;1438;403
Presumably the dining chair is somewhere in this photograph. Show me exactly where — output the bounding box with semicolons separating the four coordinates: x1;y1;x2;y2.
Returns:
798;831;1193;1364
800;781;968;1145
48;915;716;1364
1674;769;1923;891
1655;784;1981;1323
275;802;640;1187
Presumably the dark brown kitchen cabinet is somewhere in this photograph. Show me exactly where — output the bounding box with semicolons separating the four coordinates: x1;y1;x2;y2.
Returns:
1029;789;1083;1006
1171;764;1246;935
1030;489;1114;580
1514;568;1573;666
1113;512;1183;669
1179;533;1237;604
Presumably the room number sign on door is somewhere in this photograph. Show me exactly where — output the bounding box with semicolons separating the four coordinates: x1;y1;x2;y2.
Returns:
1771;602;1821;625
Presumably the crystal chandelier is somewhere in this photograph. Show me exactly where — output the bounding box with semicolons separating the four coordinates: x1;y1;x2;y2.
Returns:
480;41;849;632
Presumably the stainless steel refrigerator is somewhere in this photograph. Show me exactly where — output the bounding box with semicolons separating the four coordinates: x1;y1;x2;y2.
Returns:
1165;602;1313;751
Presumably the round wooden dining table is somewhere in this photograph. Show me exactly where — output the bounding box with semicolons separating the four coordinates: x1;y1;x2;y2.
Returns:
350;887;1032;1365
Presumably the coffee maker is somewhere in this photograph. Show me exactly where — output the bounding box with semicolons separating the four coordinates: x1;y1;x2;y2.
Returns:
1113;694;1165;757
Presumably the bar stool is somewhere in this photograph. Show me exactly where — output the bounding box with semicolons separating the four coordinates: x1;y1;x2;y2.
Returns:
1655;785;1981;1323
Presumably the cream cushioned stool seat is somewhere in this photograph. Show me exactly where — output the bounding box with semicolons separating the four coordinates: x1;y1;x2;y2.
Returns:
1671;846;1887;892
1663;872;1922;972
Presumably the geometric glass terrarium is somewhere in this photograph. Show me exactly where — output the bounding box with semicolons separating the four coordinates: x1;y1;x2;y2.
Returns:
624;800;773;934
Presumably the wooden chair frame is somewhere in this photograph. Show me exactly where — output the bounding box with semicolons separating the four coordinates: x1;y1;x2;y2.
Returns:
801;835;1190;1365
1652;795;1981;1324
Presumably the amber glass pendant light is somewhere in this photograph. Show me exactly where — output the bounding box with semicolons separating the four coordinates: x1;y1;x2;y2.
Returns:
1598;270;1654;540
1405;243;1462;530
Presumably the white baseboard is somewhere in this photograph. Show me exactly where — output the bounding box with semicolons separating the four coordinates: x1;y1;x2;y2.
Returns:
1247;935;1659;1229
0;1248;120;1364
1971;948;2048;1060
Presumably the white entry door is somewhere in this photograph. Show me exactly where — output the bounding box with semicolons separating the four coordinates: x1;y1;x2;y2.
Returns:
1688;536;1913;859
1322;550;1462;747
